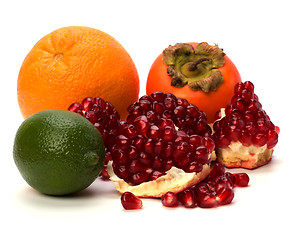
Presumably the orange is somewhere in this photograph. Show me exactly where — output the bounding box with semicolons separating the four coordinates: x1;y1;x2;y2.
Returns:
17;26;140;119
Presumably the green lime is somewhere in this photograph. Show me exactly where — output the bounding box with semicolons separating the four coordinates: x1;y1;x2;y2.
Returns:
13;110;105;195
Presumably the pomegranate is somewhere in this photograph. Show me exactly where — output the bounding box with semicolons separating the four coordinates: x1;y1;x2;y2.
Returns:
107;91;216;197
68;97;121;180
212;81;279;169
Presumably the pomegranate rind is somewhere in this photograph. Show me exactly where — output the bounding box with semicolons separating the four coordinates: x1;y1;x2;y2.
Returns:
107;161;211;198
216;142;273;169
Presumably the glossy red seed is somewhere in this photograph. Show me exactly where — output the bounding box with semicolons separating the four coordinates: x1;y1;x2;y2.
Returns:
216;187;234;205
253;132;267;146
196;192;218;208
82;97;95;111
234;82;244;95
202;137;215;152
209;162;225;179
151;91;165;102
178;189;196;208
162;126;177;142
68;102;83;112
267;129;279;149
147;125;161;140
161;192;179;207
133;115;150;134
243;81;255;92
194;145;209;164
121;192;143;210
234;173;250;187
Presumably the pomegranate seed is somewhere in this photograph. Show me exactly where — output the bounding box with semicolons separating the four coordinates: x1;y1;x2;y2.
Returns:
243;81;254;92
196;192;218;208
267;129;279;149
161;192;179;207
216;187;234;205
68;102;83;112
209;162;225;179
234;173;250;187
121;192;143;210
178;189;196;208
234;82;244;95
82;97;95;111
134;115;150;134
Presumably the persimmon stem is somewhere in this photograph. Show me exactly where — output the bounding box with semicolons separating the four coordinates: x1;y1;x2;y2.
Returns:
187;57;210;71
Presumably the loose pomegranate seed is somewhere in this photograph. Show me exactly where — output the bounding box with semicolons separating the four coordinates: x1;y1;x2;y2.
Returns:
121;192;143;210
161;192;179;207
216;187;234;205
233;173;250;187
196;192;218;208
178;189;196;208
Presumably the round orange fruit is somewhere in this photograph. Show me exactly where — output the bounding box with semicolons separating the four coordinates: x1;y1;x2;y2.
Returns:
17;26;140;119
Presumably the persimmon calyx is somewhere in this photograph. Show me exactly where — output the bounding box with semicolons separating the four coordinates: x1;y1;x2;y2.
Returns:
163;42;225;93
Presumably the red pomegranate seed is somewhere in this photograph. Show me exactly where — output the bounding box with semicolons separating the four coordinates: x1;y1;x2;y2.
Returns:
233;173;250;187
208;162;225;179
161;192;179;207
216;187;234;205
267;129;279;149
82;97;95;111
196;192;218;208
68;102;83;112
178;189;196;208
121;192;143;210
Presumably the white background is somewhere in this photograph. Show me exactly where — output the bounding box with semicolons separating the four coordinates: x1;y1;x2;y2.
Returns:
1;0;289;239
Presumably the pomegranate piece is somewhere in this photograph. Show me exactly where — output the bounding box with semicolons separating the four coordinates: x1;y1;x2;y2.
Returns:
161;192;179;207
121;192;143;210
108;91;215;195
233;173;250;187
213;81;279;169
68;96;121;180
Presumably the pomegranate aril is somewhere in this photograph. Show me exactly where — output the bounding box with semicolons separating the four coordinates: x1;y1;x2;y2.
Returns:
131;172;150;185
234;82;244;95
151;91;165;102
234;173;250;187
147;125;161;140
152;101;165;114
82;97;95;111
209;162;225;179
243;81;254;92
161;192;179;207
121;192;143;210
216;187;234;205
162;126;177;142
177;98;189;108
267;129;279;149
134;115;150;134
68;102;83;112
139;152;152;166
196;192;217;208
164;97;177;110
252;132;267;146
194;145;210;164
238;131;252;147
149;170;164;181
178;189;196;208
139;100;152;112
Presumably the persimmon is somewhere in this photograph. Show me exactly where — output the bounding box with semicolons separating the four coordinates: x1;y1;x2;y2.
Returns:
146;42;241;123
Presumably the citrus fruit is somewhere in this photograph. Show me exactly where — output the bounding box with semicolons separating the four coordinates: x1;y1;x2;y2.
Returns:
17;26;139;120
13;110;105;195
